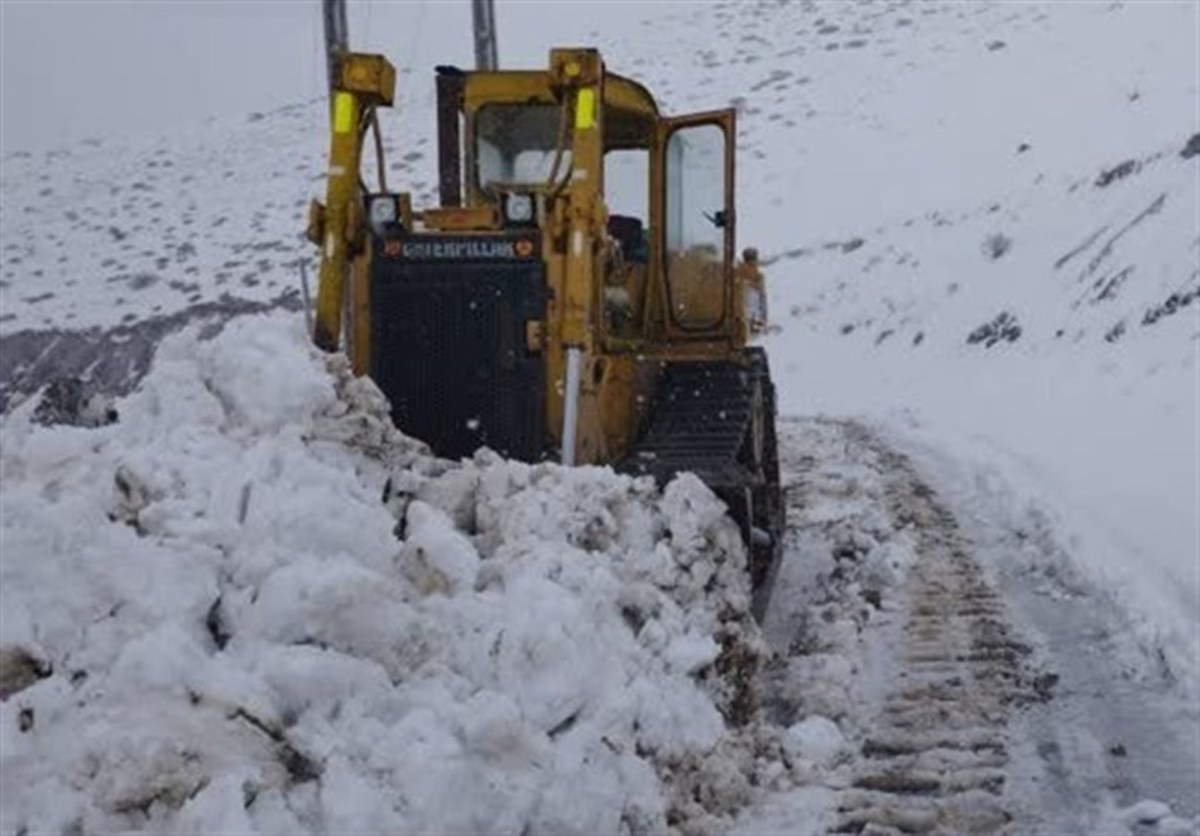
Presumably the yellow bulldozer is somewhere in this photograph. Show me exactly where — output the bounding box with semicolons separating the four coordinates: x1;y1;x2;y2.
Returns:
306;47;783;608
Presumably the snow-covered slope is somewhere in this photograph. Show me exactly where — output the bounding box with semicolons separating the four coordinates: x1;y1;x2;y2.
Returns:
723;1;1200;683
0;105;324;332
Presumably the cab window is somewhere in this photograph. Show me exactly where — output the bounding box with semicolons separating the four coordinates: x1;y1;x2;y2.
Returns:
604;149;649;263
664;123;727;328
475;104;571;191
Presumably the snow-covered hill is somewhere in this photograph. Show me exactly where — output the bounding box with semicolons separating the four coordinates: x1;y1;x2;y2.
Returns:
2;1;1197;833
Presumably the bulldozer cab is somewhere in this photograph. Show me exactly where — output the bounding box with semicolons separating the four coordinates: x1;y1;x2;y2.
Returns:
435;51;743;345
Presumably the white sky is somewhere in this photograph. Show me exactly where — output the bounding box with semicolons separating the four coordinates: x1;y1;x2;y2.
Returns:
0;0;635;153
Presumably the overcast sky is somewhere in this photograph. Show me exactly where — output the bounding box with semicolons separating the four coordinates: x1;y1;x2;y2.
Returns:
1;1;630;153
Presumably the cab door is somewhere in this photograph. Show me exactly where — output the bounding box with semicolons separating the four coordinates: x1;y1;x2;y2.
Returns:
654;109;737;337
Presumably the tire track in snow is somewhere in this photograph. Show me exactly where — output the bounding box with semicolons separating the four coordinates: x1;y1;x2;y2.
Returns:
760;419;1047;834
754;418;1197;834
837;548;1026;831
830;422;1041;834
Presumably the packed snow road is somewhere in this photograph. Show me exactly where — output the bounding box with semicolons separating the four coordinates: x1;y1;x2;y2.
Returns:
743;419;1199;835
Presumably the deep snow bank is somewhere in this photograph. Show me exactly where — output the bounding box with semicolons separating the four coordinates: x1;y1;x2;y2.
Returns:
0;313;784;835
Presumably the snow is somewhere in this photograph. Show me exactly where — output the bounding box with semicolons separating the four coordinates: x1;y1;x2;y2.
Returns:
742;416;1200;832
785;715;847;770
4;3;1192;671
1;0;1198;831
731;419;915;834
1120;801;1199;836
0;314;787;834
1123;799;1174;826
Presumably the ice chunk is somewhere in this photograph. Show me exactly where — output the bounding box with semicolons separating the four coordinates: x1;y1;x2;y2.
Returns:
786;715;847;769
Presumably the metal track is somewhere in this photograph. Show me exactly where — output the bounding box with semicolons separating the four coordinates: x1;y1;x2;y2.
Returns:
620;357;761;491
619;349;783;611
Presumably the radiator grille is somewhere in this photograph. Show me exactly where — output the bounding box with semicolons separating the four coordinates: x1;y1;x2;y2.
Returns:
369;255;547;461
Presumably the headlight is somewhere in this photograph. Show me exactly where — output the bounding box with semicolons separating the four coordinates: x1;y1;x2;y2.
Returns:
368;195;398;227
504;192;534;225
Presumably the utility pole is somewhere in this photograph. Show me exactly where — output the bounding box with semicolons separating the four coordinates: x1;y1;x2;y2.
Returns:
472;0;498;71
323;0;349;92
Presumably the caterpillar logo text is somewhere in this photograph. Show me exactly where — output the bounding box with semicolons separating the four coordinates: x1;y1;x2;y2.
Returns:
387;236;539;262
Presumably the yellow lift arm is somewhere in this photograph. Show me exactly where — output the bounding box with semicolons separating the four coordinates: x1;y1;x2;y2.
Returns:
309;53;396;352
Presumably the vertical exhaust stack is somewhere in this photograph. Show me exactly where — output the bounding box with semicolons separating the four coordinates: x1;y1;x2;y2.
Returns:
438;0;498;206
472;0;499;71
436;67;465;207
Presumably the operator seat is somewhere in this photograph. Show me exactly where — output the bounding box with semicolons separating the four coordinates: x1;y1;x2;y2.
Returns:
607;215;648;263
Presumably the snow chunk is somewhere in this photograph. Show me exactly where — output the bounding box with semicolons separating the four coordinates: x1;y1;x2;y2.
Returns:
398;500;480;595
786;715;848;769
1121;799;1173;826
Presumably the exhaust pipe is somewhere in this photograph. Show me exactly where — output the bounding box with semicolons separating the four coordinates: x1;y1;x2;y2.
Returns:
471;0;499;71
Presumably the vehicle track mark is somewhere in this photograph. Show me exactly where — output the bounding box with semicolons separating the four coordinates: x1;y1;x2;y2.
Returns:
831;423;1039;835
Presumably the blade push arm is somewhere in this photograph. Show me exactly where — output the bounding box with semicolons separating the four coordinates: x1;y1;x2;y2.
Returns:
310;53;396;352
